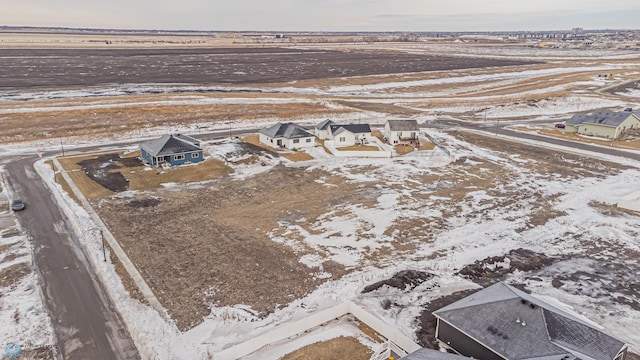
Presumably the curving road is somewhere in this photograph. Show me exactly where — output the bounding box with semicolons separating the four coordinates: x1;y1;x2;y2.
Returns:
424;118;640;162
4;156;139;360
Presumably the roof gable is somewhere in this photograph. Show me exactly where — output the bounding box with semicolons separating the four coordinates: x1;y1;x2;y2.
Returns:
434;282;626;360
329;123;371;135
140;134;202;157
387;119;419;131
315;119;336;130
260;122;314;139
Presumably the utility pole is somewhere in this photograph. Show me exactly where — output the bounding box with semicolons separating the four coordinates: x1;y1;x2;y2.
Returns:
60;138;65;156
495;119;500;136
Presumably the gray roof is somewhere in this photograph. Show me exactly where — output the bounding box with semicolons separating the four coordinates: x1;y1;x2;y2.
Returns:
140;134;201;157
434;282;626;360
566;111;638;127
402;348;473;360
315;119;336;130
329;123;372;135
259;122;314;139
387;119;419;131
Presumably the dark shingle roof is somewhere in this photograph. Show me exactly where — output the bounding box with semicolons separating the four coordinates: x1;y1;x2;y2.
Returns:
140;134;201;157
387;119;419;131
566;111;638;127
315;119;336;130
402;348;473;360
259;122;313;139
329;123;371;135
434;282;626;360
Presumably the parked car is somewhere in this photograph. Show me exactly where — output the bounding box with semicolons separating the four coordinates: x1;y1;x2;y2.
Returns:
554;123;566;129
11;199;25;211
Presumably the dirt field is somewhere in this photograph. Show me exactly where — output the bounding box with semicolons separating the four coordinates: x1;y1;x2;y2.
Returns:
0;48;535;90
94;166;372;330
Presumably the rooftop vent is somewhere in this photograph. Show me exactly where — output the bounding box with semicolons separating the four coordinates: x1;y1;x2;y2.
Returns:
521;299;528;305
522;321;527;326
530;303;536;309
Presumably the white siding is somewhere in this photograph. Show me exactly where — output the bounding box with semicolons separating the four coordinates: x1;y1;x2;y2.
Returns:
315;128;333;140
285;136;316;149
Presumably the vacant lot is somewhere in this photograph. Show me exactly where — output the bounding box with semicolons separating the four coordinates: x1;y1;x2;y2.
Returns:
95;164;374;330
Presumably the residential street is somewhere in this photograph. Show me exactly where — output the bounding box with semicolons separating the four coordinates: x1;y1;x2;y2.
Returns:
3;156;139;360
425;119;640;161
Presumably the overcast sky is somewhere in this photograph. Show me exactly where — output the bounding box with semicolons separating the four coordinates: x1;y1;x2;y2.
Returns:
3;0;640;32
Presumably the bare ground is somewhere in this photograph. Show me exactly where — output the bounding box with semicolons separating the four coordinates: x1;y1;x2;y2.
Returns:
95;166;375;330
280;336;373;360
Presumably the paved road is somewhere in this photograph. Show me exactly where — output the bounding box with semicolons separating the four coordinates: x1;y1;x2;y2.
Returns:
422;119;640;162
4;156;139;360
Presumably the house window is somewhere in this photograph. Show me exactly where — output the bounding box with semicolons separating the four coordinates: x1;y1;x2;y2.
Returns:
293;139;300;144
306;138;312;143
339;137;346;142
191;152;199;158
270;139;273;143
174;154;185;161
410;132;416;138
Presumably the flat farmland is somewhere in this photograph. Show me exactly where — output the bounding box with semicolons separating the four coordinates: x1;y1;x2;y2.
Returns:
0;47;535;90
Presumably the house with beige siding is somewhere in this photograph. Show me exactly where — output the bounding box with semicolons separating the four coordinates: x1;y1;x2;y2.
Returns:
384;119;420;146
565;110;640;139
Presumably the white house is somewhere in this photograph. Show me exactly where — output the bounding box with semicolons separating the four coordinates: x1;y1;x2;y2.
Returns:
259;122;316;149
329;124;372;147
384;120;419;146
314;119;336;140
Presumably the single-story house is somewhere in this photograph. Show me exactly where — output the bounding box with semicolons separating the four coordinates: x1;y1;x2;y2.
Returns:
434;282;628;360
259;122;316;149
564;110;640;139
384;119;420;146
140;134;204;167
328;124;372;147
315;119;336;140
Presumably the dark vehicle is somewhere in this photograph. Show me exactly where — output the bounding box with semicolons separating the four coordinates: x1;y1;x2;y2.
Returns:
554;123;566;129
11;199;25;211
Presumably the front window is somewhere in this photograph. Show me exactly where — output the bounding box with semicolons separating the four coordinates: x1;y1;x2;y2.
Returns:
174;154;185;160
306;138;312;143
191;152;199;158
293;139;300;143
339;137;346;142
